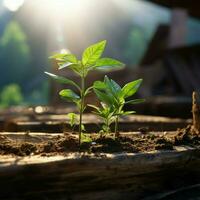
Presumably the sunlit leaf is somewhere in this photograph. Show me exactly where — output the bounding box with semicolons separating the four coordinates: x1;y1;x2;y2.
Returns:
95;57;125;70
63;54;78;63
81;133;92;143
121;111;136;115
81;125;86;132
67;112;78;127
125;98;145;104
44;72;80;90
58;62;75;70
68;64;83;76
50;53;78;64
84;86;93;96
121;79;143;98
82;40;106;65
88;104;100;112
49;53;66;60
93;81;107;90
59;89;80;102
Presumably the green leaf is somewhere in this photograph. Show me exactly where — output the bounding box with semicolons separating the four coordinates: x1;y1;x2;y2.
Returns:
84;86;93;96
82;40;106;65
125;99;145;104
93;81;107;90
95;58;125;70
63;54;78;63
121;79;143;98
104;76;121;98
49;53;66;60
45;72;80;91
93;88;113;105
121;111;136;115
59;89;80;102
67;113;78;127
50;53;78;64
58;62;75;70
110;79;121;93
81;133;92;143
64;62;85;77
81;125;86;132
88;104;100;112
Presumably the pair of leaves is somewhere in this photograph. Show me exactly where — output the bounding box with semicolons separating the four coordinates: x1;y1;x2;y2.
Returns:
88;103;114;120
93;76;144;120
82;41;124;71
93;76;121;107
94;76;144;104
82;40;106;66
88;103;115;134
49;40;124;75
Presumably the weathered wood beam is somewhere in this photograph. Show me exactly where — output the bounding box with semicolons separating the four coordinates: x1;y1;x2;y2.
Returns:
192;91;200;134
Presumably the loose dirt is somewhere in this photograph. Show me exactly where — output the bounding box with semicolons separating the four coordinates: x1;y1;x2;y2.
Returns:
0;125;199;156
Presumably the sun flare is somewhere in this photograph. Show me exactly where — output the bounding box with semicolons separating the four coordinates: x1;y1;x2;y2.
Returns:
3;0;24;12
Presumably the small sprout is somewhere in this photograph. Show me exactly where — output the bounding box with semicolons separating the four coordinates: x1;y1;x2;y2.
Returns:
67;112;78;131
45;40;124;145
93;75;144;138
88;103;115;136
81;133;92;143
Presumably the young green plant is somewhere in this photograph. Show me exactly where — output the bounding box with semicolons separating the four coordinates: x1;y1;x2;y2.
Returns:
45;40;124;145
88;103;115;136
93;75;144;137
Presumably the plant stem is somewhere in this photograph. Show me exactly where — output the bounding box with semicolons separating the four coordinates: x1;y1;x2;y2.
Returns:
79;75;85;146
106;118;109;134
114;116;119;139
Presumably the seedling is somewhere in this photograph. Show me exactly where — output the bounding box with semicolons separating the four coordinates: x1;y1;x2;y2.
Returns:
93;75;144;137
45;40;124;145
67;112;79;132
88;103;115;136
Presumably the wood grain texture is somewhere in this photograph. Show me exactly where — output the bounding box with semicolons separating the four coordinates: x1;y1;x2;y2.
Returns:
4;114;191;132
0;132;200;200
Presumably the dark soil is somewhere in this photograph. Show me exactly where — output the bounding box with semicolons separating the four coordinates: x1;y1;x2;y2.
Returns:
0;125;200;156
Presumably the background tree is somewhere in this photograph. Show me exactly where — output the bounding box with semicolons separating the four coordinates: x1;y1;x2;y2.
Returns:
0;20;31;89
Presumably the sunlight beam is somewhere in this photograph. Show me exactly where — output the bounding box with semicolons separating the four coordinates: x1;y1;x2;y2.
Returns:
3;0;25;12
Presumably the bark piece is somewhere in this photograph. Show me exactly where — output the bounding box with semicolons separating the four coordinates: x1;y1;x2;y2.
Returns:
192;91;200;134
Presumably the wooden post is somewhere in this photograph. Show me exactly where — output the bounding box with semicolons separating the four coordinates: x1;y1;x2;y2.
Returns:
192;91;200;134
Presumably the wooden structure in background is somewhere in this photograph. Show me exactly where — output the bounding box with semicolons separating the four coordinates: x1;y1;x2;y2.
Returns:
49;1;200;106
168;8;188;48
164;45;200;95
149;0;200;19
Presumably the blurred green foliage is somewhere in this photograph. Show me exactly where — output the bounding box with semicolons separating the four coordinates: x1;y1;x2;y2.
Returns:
0;84;24;108
123;26;153;65
0;20;31;87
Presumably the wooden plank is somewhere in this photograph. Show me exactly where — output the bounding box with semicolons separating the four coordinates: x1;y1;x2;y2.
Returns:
3;114;191;132
0;141;199;200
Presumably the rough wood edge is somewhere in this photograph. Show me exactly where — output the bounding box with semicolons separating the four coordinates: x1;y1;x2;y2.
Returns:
0;144;199;169
192;91;200;134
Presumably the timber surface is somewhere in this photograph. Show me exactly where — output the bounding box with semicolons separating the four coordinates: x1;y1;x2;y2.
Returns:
0;132;200;200
3;114;191;132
